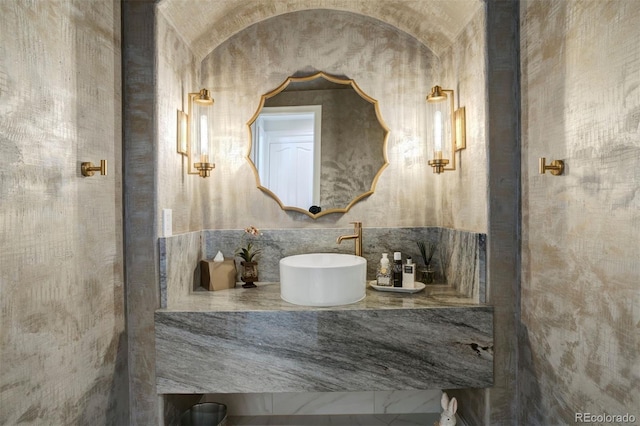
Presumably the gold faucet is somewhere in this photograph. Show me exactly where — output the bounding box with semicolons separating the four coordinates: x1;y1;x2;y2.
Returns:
337;221;363;256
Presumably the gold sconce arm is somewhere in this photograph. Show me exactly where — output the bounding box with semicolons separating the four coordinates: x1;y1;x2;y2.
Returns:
81;160;107;177
194;162;215;178
427;158;450;174
539;157;564;175
455;107;466;151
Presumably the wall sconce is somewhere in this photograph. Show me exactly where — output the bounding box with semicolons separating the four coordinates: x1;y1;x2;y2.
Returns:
426;85;466;174
187;88;215;178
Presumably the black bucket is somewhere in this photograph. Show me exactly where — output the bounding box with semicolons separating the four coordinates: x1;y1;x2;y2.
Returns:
179;402;228;426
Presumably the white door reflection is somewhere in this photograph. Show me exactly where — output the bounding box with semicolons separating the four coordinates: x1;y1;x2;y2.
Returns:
251;105;322;209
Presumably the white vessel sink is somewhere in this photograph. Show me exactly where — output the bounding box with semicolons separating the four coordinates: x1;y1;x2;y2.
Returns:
279;253;367;307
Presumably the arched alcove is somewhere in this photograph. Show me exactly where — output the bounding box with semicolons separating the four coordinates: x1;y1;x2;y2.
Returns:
157;0;483;60
122;1;521;425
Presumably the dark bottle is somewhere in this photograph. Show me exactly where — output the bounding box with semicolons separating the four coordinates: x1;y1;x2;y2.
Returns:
392;252;403;287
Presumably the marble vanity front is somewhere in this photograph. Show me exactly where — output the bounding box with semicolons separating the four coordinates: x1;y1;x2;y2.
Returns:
155;227;492;395
155;283;493;394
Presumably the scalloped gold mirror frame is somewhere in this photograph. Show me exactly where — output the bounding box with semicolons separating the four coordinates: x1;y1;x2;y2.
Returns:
246;71;390;219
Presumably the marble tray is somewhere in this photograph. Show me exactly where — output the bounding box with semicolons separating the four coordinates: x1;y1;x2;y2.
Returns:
369;281;426;293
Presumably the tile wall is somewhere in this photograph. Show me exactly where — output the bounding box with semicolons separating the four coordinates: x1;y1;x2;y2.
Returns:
201;390;442;417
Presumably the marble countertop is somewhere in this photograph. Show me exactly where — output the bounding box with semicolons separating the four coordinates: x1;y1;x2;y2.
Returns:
158;282;486;312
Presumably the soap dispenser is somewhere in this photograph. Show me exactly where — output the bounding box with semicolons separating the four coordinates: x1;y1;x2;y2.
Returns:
376;253;391;286
392;252;403;287
403;257;416;289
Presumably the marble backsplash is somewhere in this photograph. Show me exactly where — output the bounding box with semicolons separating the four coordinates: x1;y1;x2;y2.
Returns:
159;227;485;308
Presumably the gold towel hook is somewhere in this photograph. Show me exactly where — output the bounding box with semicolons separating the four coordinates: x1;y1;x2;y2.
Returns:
81;160;107;177
539;157;564;176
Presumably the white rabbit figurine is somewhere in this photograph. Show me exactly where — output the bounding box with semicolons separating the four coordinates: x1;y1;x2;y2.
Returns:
437;392;458;426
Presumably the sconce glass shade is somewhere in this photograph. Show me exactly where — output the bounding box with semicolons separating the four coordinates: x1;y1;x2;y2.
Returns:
426;85;455;173
188;89;215;177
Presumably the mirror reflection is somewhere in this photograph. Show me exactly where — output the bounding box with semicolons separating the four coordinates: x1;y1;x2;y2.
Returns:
247;72;389;218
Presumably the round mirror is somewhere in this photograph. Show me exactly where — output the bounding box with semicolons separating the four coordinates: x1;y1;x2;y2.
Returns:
246;72;389;218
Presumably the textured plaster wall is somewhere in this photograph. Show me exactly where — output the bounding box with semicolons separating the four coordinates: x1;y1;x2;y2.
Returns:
157;0;482;63
438;9;488;232
195;8;487;232
0;0;128;424
519;0;640;423
198;9;442;229
157;13;203;234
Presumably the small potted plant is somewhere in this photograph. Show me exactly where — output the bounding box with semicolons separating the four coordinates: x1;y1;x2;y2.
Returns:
235;226;262;288
417;241;437;284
